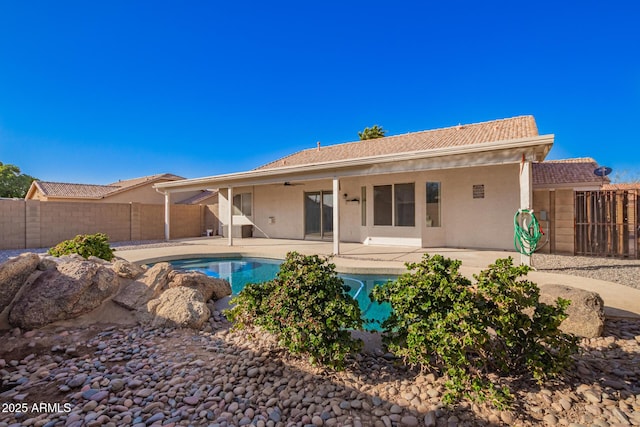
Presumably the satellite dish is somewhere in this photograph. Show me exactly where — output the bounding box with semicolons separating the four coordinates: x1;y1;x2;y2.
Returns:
594;166;612;177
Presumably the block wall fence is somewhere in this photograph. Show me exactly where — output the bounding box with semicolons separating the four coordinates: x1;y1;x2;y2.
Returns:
0;200;219;250
1;195;573;253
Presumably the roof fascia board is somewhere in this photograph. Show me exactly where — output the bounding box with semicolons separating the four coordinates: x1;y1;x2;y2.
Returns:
105;177;172;197
156;135;553;193
25;182;39;199
533;183;602;190
48;196;104;200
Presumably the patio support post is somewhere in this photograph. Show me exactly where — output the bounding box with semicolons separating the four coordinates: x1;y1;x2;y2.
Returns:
519;157;532;266
164;192;171;241
227;187;233;247
333;177;340;255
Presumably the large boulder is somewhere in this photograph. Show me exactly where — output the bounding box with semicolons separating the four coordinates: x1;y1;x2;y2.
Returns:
168;270;231;301
111;259;146;279
8;259;120;330
113;262;172;310
0;253;41;313
539;284;605;338
147;287;210;329
37;254;62;271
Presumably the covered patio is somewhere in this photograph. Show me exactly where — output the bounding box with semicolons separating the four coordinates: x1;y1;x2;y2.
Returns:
154;118;554;267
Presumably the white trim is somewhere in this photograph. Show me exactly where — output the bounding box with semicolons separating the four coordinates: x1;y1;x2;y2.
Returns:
519;160;532;266
363;236;422;247
534;184;602;191
227;187;233;247
333;178;340;255
231;215;253;225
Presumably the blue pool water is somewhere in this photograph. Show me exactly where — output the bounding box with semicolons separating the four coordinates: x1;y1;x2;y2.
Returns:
169;257;394;330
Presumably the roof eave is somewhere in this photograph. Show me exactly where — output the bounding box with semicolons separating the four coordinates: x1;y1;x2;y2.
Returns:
156;134;554;193
105;176;181;197
533;182;603;190
47;195;105;200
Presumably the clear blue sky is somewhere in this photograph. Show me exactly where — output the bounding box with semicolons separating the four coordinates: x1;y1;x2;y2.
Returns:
1;1;639;184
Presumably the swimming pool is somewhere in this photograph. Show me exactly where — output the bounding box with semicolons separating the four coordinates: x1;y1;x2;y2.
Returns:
168;257;394;329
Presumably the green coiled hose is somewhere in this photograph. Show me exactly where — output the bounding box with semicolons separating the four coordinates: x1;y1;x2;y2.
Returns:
514;209;543;256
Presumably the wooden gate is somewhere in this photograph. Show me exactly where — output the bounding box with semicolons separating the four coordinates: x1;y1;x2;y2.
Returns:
575;190;639;258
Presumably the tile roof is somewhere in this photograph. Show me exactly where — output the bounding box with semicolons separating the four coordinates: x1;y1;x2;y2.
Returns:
32;173;185;199
35;181;119;198
108;173;184;188
532;158;608;186
257;116;539;170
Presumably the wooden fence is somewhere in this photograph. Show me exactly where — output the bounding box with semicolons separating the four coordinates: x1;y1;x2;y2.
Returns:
575;190;638;258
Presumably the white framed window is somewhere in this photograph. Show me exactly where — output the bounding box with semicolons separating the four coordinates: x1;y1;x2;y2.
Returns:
373;183;415;227
395;183;415;226
233;193;252;216
373;185;392;226
426;182;441;227
361;186;367;226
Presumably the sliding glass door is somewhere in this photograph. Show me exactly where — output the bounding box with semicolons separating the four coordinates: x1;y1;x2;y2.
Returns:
304;191;333;239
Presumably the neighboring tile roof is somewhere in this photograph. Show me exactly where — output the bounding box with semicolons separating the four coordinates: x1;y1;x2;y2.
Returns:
257;116;539;170
31;173;185;199
34;182;118;198
602;183;640;190
108;173;184;188
176;190;218;205
532;158;608;186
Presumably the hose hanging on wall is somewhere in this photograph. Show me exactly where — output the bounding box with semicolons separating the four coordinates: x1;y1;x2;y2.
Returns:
514;209;543;256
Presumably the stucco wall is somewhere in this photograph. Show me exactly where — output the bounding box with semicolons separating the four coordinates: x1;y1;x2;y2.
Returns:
339;164;519;249
101;184;168;204
215;163;521;250
106;186;205;204
99;185;200;205
253;183;307;239
439;164;520;249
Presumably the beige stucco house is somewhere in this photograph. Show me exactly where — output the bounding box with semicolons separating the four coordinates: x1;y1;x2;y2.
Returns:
25;173;217;205
155;116;554;254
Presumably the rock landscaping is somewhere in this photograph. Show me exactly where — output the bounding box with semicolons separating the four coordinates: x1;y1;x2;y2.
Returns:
0;251;639;426
0;316;639;426
539;284;605;338
0;253;232;331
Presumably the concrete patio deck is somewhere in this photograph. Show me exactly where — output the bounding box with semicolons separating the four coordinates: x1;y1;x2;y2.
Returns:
117;237;640;319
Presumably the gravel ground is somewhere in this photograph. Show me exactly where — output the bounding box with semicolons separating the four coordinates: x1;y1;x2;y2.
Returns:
1;317;639;427
532;253;640;290
1;245;640;426
2;242;639;290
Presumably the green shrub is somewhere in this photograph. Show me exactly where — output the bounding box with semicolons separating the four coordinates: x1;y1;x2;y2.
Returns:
474;258;579;383
370;254;578;408
225;251;363;369
48;233;115;261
